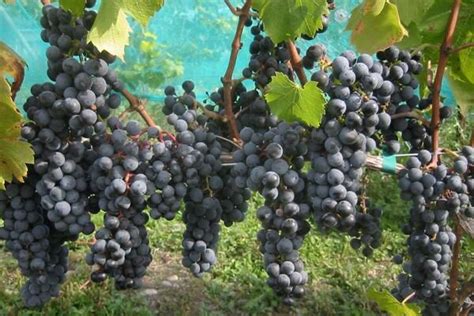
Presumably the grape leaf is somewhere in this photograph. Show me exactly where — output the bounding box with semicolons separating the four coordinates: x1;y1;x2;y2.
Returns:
346;1;407;54
0;41;26;100
459;31;474;84
87;1;131;60
0;43;33;190
119;0;165;26
265;73;326;128
447;71;474;117
362;0;386;16
59;0;85;17
256;0;328;43
88;0;164;60
367;289;421;316
391;0;434;25
252;0;265;12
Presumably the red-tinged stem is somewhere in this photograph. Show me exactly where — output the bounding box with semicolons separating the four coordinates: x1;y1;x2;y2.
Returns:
429;0;462;167
41;0;51;4
449;42;474;54
222;0;252;143
287;40;307;85
119;88;159;130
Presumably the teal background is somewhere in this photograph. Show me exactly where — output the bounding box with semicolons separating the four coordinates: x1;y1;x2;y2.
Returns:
0;0;454;106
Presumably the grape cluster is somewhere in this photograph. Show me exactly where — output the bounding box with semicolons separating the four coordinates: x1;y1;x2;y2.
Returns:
0;173;68;307
392;148;474;314
373;47;452;154
85;124;153;289
307;49;387;232
232;123;312;304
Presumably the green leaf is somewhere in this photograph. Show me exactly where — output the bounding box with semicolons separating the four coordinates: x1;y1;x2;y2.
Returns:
119;0;165;26
367;289;421;316
87;1;131;60
459;31;474;84
396;22;423;50
265;73;326;128
391;0;434;25
252;0;266;12
59;0;85;17
347;1;407;54
256;0;328;43
447;71;474;117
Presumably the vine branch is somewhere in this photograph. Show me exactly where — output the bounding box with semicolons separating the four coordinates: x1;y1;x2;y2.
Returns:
429;0;461;167
286;40;307;85
449;42;474;54
119;88;159;130
222;0;252;143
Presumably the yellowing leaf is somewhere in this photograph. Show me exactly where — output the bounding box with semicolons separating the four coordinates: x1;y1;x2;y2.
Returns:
362;0;385;16
0;43;33;190
0;139;34;190
119;0;165;26
265;73;326;128
346;1;407;54
88;0;165;60
87;1;131;60
59;0;86;16
367;289;421;316
0;99;33;190
0;41;26;100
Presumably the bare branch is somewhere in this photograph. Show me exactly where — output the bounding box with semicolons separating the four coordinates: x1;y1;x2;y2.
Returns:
449;42;474;54
222;0;252;143
428;0;461;168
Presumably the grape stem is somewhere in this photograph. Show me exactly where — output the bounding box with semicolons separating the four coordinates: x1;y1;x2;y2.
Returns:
429;0;461;168
401;291;416;304
286;40;308;85
118;88;160;131
449;42;474;54
222;0;252;143
215;135;242;149
390;111;431;127
190;99;226;122
224;0;258;17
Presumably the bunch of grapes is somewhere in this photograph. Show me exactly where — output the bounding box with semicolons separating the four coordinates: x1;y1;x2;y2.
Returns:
393;147;474;314
231;123;312;304
0;171;69;307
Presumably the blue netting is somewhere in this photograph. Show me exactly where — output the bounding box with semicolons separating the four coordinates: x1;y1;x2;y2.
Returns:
0;0;454;107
